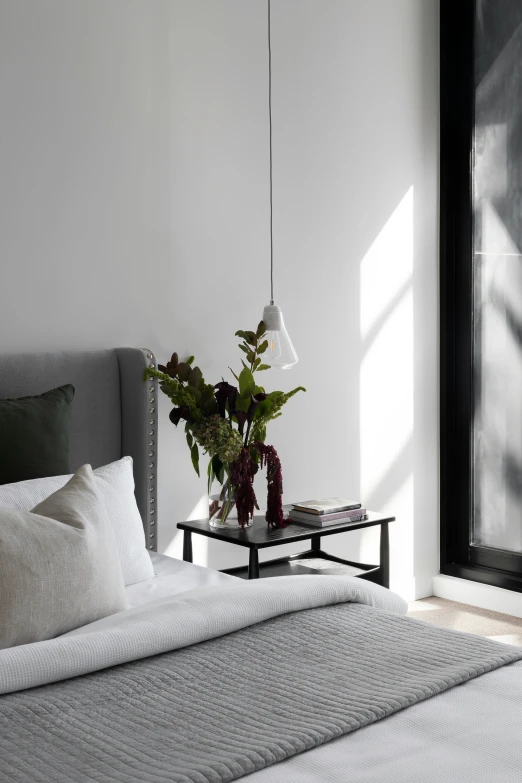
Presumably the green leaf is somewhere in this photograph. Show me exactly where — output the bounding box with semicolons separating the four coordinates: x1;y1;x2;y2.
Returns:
235;394;251;413
256;320;267;339
235;330;248;339
191;443;200;477
253;357;261;371
257;364;271;371
200;385;214;402
188;366;203;388
246;351;255;363
207;458;213;494
186;432;193;449
177;362;191;382
204;398;219;415
212;455;224;484
187;356;195;365
257;340;268;354
228;366;240;382
186;385;202;403
244;331;257;346
254;390;277;417
238;344;249;354
208;455;225;493
239;366;255;396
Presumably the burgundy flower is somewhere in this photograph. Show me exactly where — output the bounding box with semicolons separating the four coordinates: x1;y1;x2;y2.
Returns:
247;392;267;424
214;381;238;419
159;352;179;378
169;405;191;426
255;442;286;528
230;447;259;528
234;410;248;436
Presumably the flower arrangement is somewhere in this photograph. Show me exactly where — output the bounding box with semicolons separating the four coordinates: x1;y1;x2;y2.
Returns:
145;321;305;528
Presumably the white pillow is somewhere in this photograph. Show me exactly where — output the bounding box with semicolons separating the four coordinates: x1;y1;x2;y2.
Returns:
0;465;128;649
0;457;154;586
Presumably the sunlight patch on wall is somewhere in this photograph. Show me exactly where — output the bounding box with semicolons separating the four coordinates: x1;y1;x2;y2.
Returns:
360;187;414;598
360;187;414;497
164;494;209;565
360;187;414;341
186;494;209;521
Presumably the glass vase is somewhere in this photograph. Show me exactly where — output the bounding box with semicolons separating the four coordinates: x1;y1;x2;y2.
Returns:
208;481;254;529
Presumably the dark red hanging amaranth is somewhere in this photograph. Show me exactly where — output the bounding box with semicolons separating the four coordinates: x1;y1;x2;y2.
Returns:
230;447;259;529
255;442;287;529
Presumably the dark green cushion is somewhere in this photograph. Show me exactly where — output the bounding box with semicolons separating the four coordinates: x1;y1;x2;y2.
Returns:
0;384;75;485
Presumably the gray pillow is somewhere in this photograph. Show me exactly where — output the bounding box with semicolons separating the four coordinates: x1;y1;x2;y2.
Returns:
0;464;128;649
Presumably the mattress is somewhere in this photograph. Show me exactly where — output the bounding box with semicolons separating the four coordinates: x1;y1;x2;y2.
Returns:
125;552;235;607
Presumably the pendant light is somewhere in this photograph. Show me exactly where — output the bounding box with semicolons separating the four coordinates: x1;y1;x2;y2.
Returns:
260;0;298;370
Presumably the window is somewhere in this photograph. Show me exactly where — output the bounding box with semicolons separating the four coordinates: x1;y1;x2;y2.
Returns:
441;0;522;590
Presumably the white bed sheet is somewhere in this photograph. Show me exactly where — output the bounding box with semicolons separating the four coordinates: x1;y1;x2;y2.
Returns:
250;659;522;783
125;552;235;607
125;556;522;782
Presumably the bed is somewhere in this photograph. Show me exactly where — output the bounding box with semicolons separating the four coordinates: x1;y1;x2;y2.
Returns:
0;348;521;783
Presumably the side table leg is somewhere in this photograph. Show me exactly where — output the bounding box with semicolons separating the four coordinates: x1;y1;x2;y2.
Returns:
248;548;260;579
380;521;390;588
183;531;193;563
311;535;321;553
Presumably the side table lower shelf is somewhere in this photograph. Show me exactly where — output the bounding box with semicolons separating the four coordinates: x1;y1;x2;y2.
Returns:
221;549;382;582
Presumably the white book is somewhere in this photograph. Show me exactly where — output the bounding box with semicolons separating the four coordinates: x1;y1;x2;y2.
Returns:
289;512;368;528
291;497;361;516
290;508;367;524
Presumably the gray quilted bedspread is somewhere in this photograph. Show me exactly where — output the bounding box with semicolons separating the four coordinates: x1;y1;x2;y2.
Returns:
1;602;521;783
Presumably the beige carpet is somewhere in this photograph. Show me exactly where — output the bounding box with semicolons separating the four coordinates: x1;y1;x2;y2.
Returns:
408;596;522;646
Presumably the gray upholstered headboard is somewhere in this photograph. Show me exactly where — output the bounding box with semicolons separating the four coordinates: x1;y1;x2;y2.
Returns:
0;348;158;552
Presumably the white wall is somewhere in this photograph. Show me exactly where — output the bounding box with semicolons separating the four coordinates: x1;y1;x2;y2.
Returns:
0;0;439;600
433;574;522;620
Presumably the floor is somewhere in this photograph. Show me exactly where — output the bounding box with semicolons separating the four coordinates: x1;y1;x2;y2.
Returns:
408;596;522;646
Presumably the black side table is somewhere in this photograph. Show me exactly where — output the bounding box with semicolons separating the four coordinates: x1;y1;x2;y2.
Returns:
177;510;394;588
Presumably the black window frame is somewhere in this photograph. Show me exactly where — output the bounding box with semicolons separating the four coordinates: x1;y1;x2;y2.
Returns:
440;0;522;591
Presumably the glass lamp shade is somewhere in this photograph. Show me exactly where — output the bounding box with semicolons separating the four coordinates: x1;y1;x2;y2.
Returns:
260;303;298;369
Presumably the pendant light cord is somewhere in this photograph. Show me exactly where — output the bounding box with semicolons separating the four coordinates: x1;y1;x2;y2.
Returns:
268;0;274;305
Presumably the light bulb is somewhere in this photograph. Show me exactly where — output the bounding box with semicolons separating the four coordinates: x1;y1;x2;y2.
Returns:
265;332;282;360
260;303;298;369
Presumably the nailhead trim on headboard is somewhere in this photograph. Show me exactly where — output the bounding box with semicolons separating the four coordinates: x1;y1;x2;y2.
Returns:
144;351;158;552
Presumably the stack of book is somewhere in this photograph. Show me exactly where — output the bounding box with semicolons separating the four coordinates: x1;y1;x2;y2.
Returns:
288;498;367;527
